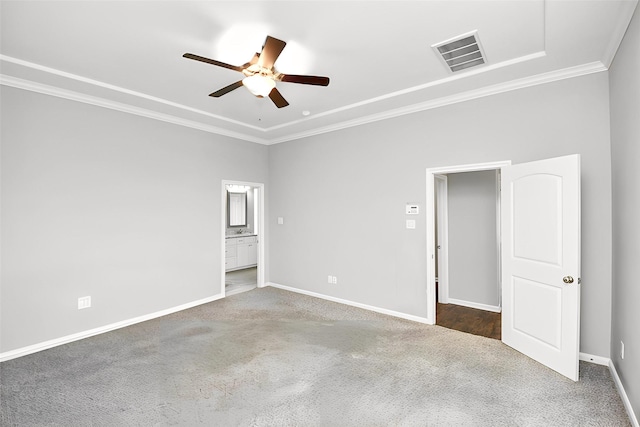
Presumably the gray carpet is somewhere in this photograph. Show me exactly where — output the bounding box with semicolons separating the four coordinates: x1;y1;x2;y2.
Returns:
0;287;630;426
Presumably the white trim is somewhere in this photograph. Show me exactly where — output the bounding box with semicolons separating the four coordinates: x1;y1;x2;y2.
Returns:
447;298;502;313
601;0;640;69
267;61;607;144
428;161;514;175
267;51;546;134
256;185;266;289
266;282;432;325
2;59;607;145
426;161;511;325
0;75;269;145
577;349;639;426
579;352;610;366
221;180;266;297
1;51;545;138
0;293;224;362
609;359;640;427
435;175;449;304
0;55;265;132
495;169;503;308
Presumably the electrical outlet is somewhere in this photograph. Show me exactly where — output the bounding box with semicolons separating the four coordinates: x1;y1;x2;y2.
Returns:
332;276;338;284
78;296;91;310
621;341;625;359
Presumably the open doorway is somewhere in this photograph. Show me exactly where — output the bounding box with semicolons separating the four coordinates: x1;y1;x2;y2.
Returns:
221;180;265;297
426;161;511;335
435;170;501;339
427;156;581;380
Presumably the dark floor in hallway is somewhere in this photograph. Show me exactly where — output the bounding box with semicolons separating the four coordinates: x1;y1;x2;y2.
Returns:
436;302;501;340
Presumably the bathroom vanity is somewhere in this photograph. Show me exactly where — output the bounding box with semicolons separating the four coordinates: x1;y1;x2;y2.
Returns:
225;235;257;271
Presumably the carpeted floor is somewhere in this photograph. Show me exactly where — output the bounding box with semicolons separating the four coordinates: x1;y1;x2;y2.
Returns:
0;287;631;426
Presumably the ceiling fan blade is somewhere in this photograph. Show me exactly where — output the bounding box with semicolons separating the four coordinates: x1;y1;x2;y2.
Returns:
268;88;289;108
183;53;243;72
242;53;260;69
258;36;287;69
209;81;244;97
279;74;330;86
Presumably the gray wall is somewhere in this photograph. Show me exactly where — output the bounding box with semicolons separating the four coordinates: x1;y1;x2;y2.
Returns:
446;170;499;307
269;71;612;357
609;5;640;420
0;61;619;365
0;86;269;353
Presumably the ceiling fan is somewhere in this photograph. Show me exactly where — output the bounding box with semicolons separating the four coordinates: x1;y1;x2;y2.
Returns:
183;35;330;108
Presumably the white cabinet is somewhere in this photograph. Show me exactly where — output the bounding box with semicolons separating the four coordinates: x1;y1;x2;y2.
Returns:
225;239;238;270
225;236;257;271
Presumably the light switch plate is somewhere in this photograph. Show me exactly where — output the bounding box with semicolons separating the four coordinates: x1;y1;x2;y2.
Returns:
78;296;91;310
277;217;284;225
406;219;416;229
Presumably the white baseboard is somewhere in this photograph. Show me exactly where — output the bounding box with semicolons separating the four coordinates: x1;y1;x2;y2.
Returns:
3;284;637;427
0;293;225;362
609;359;639;427
579;352;610;366
578;353;637;426
446;298;502;313
266;282;432;325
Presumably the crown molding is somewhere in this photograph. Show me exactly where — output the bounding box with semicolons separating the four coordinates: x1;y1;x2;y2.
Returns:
267;61;608;144
0;54;266;133
601;0;639;68
2;60;607;146
0;74;269;145
264;51;547;134
1;51;548;139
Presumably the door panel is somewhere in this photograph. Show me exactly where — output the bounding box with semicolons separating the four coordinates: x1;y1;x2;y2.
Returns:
502;154;581;381
512;277;561;349
513;174;562;265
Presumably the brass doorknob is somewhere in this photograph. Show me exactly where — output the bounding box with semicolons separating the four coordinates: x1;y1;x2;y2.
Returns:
563;276;574;284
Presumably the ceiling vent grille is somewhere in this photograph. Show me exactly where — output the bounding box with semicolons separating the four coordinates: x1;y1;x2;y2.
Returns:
432;31;486;73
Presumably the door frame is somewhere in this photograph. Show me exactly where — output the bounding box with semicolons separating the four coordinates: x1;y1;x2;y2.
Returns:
221;180;266;296
434;174;450;304
425;160;511;324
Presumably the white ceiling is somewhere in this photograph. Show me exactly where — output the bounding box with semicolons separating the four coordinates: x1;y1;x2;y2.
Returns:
1;1;637;144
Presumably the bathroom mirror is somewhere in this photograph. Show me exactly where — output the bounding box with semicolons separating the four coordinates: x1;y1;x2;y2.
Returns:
227;191;247;227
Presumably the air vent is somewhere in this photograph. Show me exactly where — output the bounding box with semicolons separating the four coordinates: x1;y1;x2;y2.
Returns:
433;31;486;73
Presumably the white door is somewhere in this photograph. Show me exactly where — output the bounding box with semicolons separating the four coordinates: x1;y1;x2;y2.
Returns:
501;154;581;381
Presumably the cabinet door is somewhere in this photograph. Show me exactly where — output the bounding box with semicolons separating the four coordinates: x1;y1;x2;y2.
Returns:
225;245;237;259
236;244;248;267
246;243;258;265
237;243;257;268
225;257;238;270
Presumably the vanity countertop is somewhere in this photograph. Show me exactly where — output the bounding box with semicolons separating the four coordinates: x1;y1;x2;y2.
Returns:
226;234;257;239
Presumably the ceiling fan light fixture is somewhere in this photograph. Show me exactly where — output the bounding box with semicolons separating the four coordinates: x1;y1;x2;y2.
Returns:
242;74;276;97
184;35;329;108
